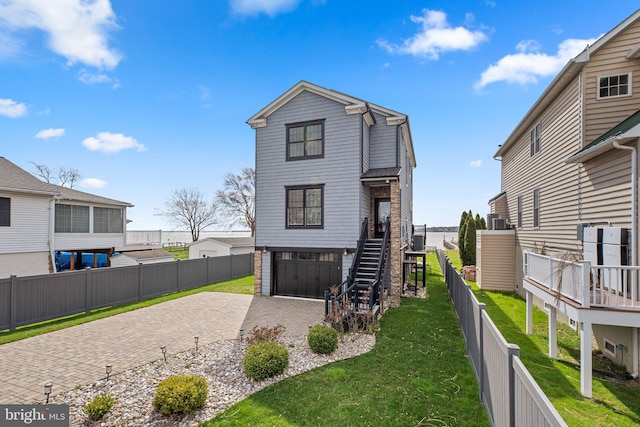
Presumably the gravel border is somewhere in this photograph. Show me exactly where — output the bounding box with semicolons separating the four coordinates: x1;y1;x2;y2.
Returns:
52;333;375;426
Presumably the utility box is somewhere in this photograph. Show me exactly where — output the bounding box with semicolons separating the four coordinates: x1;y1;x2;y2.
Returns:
602;227;628;266
583;227;603;265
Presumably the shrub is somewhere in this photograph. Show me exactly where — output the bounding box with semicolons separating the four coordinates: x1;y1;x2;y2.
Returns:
307;324;338;354
83;393;115;421
243;341;289;381
246;324;286;345
153;374;208;415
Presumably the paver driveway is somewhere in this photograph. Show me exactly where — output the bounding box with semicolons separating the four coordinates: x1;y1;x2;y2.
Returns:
0;293;325;404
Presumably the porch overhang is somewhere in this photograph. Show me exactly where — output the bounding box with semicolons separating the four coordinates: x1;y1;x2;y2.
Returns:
360;167;401;185
566;110;640;164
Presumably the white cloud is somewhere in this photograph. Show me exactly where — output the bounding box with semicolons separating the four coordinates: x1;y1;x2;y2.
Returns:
82;132;145;153
79;177;107;189
78;70;120;88
469;160;483;168
230;0;300;16
0;98;27;117
0;0;121;69
35;128;65;139
377;9;489;60
475;37;598;89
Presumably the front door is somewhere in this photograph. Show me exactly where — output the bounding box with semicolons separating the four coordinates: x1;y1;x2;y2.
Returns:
375;198;390;238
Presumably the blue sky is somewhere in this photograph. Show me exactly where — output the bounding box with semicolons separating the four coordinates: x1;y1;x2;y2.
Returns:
1;1;637;230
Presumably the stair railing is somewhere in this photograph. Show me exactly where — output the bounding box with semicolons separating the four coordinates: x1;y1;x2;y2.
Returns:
348;217;369;286
325;217;368;316
369;217;391;310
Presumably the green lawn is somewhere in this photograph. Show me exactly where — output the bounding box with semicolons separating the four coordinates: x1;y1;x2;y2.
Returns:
202;252;489;427
159;245;189;260
444;250;640;426
0;275;253;345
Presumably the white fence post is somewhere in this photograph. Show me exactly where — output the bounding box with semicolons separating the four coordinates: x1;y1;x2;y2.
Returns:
581;260;591;308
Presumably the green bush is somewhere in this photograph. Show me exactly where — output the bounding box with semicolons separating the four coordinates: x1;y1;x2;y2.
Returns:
307;324;338;354
83;393;115;421
243;341;289;381
153;374;208;415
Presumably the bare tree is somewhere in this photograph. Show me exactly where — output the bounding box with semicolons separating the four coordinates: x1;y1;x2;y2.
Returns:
216;167;255;237
31;162;82;188
58;167;81;188
31;162;54;183
160;188;220;241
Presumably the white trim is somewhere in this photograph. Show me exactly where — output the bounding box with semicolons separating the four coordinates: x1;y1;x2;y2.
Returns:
603;337;617;357
596;71;633;100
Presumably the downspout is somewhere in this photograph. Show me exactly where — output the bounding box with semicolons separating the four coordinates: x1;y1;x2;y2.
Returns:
612;136;638;378
49;197;57;272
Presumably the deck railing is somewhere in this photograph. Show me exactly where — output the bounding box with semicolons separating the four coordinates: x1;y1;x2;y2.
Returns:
524;251;640;309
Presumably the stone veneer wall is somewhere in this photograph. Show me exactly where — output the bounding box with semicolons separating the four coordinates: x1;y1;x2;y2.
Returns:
389;181;402;307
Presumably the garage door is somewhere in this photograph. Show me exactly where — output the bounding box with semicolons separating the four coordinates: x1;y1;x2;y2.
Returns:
274;251;342;299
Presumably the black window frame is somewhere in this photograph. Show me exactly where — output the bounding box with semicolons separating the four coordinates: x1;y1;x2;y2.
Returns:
598;73;631;99
286;119;325;161
0;197;10;226
285;185;324;229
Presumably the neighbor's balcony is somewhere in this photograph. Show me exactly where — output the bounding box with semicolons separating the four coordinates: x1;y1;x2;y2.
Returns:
524;251;640;310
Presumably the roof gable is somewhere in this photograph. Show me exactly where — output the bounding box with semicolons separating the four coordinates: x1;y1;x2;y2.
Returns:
247;80;416;167
495;9;640;159
0;157;132;207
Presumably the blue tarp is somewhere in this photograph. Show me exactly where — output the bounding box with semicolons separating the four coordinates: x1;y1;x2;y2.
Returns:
55;252;108;271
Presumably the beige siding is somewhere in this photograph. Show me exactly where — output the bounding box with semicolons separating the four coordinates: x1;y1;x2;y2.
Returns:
490;194;508;218
477;230;516;291
580;149;633;229
584;20;640;143
500;77;582;254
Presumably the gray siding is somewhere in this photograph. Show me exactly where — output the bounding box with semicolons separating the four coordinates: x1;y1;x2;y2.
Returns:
369;112;398;169
362;119;370;174
399;131;413;245
255;91;362;249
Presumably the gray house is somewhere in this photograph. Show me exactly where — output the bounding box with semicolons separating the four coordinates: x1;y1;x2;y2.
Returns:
247;81;416;307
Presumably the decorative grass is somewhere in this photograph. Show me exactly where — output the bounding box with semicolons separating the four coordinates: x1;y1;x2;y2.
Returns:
0;276;254;345
201;253;489;426
445;250;640;426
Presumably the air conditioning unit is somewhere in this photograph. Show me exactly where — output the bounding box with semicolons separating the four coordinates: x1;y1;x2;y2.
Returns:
492;218;509;230
487;213;500;230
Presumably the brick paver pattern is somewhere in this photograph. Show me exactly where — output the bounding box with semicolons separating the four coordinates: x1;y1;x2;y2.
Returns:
0;293;326;404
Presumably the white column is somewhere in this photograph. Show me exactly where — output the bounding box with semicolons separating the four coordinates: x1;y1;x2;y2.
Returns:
580;321;593;398
526;290;533;335
548;304;557;359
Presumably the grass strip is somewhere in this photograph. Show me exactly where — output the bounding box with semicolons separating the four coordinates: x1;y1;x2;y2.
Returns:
0;275;254;345
202;253;489;426
444;250;640;426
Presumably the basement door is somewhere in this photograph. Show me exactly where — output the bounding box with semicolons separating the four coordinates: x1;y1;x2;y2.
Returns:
273;251;342;299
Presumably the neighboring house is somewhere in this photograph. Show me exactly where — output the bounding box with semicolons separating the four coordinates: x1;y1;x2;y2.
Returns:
0;157;133;278
188;237;254;259
487;9;640;396
110;250;175;267
247;81;416;306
